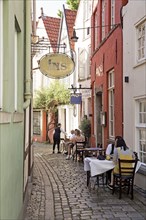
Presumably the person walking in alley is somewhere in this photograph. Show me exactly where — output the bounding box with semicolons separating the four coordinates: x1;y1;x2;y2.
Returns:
52;123;66;154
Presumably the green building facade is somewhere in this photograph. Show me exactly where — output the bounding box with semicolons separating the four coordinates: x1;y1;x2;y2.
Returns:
0;1;33;219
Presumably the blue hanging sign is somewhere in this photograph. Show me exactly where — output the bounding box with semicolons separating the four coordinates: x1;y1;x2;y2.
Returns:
70;93;82;104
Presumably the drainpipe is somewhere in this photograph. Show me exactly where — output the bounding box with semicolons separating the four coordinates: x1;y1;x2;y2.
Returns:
120;0;129;29
33;0;36;35
122;0;128;6
23;0;32;109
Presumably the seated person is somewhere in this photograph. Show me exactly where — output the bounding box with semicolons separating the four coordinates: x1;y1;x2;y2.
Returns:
106;136;122;183
66;129;85;160
106;136;123;160
108;137;135;189
106;143;116;160
62;130;75;154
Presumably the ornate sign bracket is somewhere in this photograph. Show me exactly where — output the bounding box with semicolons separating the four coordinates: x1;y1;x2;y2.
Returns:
68;84;92;94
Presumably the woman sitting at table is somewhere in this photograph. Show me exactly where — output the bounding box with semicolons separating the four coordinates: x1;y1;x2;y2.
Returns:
66;129;85;160
107;137;135;189
63;129;76;154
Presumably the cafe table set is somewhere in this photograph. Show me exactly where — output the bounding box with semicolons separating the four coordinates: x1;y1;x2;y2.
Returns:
84;156;142;187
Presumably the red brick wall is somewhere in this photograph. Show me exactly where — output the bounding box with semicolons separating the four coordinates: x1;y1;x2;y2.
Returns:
91;0;123;147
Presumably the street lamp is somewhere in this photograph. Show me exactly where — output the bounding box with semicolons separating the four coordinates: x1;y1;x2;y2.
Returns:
71;29;78;42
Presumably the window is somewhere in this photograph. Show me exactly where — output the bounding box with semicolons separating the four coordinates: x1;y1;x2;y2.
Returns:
33;111;41;135
111;0;115;28
102;0;105;40
83;0;91;40
108;69;115;138
82;100;85;118
84;0;91;21
94;10;98;48
137;21;146;62
78;48;85;80
0;1;3;109
137;100;146;163
87;45;91;78
78;47;90;79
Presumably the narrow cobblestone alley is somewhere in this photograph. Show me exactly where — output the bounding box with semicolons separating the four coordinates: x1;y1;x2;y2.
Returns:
24;143;146;220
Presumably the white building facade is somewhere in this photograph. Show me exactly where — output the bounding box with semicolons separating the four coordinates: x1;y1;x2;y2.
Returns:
74;0;92;123
58;6;79;134
123;0;146;189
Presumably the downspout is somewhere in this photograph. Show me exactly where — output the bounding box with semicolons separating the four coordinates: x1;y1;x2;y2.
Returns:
33;0;36;36
120;0;128;136
120;0;129;29
23;0;32;109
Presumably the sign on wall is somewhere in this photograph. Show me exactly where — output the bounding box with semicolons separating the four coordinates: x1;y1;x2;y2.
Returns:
70;93;82;104
39;53;75;79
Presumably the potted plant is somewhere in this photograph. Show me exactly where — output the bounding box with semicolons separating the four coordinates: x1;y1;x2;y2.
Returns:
79;117;91;145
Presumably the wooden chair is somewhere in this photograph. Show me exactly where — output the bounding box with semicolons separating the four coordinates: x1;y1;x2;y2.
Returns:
112;159;138;199
73;141;86;162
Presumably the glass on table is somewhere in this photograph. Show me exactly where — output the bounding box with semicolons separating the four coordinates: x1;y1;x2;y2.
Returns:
106;154;113;160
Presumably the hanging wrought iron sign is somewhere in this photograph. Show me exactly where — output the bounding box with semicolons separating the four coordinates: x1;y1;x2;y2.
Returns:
70;93;82;104
38;53;75;79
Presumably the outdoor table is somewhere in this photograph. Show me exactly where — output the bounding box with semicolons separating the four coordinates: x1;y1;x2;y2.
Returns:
84;157;142;186
83;147;105;157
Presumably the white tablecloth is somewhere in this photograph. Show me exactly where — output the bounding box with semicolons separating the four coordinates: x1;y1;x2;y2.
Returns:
84;157;142;177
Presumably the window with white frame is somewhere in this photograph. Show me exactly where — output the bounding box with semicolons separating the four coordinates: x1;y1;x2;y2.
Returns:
78;48;85;80
111;0;115;28
102;0;105;40
108;69;115;138
0;1;3;109
84;0;91;21
137;99;146;164
83;0;91;40
137;20;146;62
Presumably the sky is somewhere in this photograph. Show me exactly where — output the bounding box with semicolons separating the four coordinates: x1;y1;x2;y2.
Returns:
36;0;67;19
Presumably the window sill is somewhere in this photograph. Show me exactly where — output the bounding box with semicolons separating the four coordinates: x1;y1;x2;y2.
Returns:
133;59;146;68
137;163;146;176
0;111;11;124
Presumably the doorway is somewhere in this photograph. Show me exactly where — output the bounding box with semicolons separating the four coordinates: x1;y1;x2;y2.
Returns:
95;92;102;147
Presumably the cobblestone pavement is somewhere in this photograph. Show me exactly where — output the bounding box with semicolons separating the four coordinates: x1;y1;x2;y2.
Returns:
24;143;146;220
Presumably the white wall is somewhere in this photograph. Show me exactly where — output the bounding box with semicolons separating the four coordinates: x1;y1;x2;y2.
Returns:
74;0;92;121
123;1;146;149
33;18;52;94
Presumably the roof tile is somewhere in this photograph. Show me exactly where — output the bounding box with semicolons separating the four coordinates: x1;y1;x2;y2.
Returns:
42;16;61;52
65;9;77;50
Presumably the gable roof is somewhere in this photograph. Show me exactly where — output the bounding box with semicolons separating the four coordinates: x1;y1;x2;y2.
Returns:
64;9;77;50
42;16;61;52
